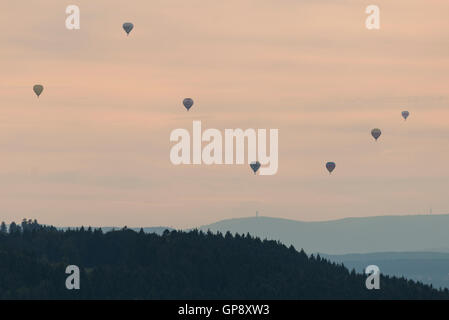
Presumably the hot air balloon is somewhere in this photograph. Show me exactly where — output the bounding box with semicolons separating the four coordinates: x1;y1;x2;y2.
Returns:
402;111;409;120
326;162;336;174
371;128;382;141
33;84;44;98
122;22;134;35
250;161;261;175
183;98;194;111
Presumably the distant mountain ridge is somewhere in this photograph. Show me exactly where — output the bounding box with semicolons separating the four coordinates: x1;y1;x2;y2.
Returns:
323;251;449;290
197;214;449;254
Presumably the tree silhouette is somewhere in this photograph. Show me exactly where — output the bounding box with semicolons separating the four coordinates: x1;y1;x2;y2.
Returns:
0;219;448;300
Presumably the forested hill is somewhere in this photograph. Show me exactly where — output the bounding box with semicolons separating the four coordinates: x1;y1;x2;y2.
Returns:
0;221;448;299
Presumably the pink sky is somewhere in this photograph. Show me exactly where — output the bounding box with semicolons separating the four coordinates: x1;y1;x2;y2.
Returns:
1;0;449;228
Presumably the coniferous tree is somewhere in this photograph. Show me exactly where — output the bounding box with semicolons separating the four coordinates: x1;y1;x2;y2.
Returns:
0;221;7;234
9;222;18;233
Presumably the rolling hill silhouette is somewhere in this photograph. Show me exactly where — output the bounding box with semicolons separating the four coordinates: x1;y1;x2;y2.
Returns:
198;214;449;254
1;223;448;299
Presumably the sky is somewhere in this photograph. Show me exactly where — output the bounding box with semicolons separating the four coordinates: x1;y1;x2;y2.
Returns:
0;0;448;228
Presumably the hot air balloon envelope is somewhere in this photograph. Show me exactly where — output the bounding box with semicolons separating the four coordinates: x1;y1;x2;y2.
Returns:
402;111;409;120
183;98;194;111
33;84;43;97
371;128;382;141
250;161;261;174
123;22;134;35
326;162;336;174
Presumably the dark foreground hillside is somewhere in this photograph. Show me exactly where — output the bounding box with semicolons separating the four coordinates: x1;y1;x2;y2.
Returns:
0;221;448;299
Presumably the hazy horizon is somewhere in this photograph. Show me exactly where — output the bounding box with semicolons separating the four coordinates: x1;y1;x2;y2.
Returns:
14;212;449;230
1;1;449;229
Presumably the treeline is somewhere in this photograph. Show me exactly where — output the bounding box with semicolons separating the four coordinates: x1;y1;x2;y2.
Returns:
0;219;448;299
